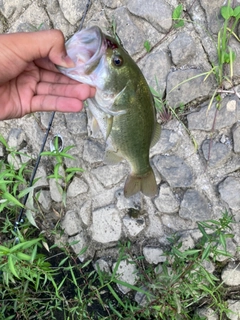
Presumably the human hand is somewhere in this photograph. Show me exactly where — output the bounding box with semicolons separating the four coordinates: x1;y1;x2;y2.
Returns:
0;29;95;120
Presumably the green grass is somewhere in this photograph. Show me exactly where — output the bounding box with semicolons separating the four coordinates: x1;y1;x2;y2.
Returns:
151;1;240;120
0;206;236;319
1;3;240;318
0;135;236;319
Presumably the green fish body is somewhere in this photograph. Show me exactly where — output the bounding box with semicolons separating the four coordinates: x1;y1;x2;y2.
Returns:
58;26;160;197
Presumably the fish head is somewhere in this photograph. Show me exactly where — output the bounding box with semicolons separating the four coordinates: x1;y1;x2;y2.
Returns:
58;26;137;107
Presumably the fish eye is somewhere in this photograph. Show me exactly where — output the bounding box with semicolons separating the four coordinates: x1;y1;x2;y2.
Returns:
112;55;123;67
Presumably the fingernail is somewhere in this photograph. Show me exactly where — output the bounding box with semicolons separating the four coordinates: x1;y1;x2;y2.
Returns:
61;55;75;68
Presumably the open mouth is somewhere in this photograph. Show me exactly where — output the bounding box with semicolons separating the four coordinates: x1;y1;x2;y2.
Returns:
64;26;107;74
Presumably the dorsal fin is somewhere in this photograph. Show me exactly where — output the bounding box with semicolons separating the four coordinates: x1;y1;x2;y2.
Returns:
150;123;161;148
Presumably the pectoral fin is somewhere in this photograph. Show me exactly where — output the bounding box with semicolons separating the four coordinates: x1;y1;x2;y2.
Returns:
91;117;100;137
106;116;113;140
99;105;126;117
104;149;123;165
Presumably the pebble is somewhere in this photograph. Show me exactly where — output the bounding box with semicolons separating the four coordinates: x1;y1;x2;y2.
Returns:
37;190;52;211
221;262;240;286
94;258;111;274
142;51;171;93
49;179;63;203
154;155;194;188
69;231;87;262
91;206;122;243
82;139;105;164
232;124;240;153
179;189;212;222
58;0;85;25
34;166;49;188
169;32;196;66
219;177;240;211
127;0;172;33
7;154;21;170
7;128;26;150
227;300;240;320
202;140;232;168
2;0;240;310
112;258;139;294
67;177;89;197
143;246;166;264
61;210;81;236
154;183;180;213
195;306;218;320
123;216;146;237
166;69;212;108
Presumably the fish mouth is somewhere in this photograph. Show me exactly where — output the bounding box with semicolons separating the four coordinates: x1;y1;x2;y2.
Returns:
58;26;108;87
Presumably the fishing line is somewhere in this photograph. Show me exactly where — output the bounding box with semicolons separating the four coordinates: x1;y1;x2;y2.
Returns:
13;0;91;238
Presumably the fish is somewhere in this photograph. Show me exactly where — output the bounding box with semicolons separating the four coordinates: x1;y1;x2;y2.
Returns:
58;26;161;198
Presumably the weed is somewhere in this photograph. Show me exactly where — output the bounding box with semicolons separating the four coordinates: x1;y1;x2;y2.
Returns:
0;152;236;320
172;4;184;28
41;136;83;207
0;135;30;213
144;40;151;52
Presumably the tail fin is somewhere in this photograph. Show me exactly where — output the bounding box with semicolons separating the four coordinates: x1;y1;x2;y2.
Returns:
124;169;157;198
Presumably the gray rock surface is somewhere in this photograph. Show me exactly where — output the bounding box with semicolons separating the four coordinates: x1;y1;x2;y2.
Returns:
67;177;89;197
179;189;211;221
112;7;145;55
65;112;88;136
83;139;105;164
61;210;81;236
1;0;240;309
122;216;146;237
112;258;139;294
49;179;63;203
37;190;52;211
58;0;85;25
169;32;196;66
7;128;26;150
195;306;219;320
127;0;172;33
232;123;240;153
94;258;111;274
219;177;240;211
9;2;51;33
7;153;21;170
34;166;49;188
202;140;232;168
188;97;240;131
221;262;240;286
166;69;213;108
91;206;122;243
227;300;240;320
154;155;194;188
141;51;171;93
143;247;166;264
154;183;180;213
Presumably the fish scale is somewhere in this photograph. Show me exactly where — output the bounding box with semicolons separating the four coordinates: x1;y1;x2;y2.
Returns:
58;26;161;198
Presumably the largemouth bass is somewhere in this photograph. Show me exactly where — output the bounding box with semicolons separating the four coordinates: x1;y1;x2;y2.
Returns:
58;26;160;198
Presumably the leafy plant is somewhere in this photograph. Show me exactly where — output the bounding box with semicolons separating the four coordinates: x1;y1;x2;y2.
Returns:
0;135;30;213
172;4;184;28
103;211;234;319
0;202;236;319
41;136;83;206
144;40;151;52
